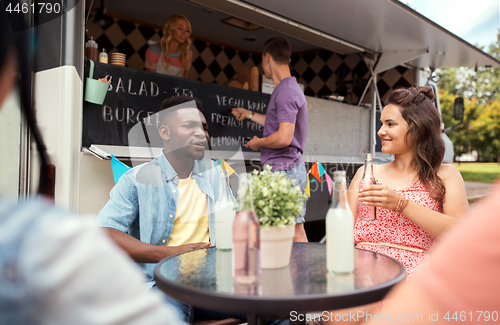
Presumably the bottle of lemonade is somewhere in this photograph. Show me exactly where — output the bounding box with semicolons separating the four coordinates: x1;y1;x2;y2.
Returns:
215;170;236;250
326;171;355;274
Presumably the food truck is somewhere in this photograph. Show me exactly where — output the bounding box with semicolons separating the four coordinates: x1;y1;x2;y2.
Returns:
1;0;499;239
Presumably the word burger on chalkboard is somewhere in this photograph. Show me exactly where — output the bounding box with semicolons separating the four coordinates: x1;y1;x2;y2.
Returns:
82;61;270;153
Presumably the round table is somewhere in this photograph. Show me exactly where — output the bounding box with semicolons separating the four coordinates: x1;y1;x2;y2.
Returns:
154;243;406;324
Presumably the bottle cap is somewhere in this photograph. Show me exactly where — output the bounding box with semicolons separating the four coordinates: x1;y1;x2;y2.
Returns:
86;36;97;48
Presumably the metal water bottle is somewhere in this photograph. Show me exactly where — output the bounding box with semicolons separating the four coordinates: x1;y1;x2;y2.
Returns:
326;171;355;274
358;153;377;221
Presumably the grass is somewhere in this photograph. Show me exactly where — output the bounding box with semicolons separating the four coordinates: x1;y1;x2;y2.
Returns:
453;163;500;183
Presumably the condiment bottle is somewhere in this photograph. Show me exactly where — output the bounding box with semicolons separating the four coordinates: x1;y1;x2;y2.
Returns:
99;48;108;63
215;170;236;250
326;170;355;274
232;173;260;284
358;153;377;221
85;36;99;61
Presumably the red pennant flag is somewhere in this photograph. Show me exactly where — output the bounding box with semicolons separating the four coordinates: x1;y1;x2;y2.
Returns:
309;161;321;182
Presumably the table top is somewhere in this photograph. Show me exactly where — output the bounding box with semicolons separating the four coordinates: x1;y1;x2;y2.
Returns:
154;243;406;318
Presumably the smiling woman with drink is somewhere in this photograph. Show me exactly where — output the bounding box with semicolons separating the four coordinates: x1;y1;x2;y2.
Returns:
348;86;469;278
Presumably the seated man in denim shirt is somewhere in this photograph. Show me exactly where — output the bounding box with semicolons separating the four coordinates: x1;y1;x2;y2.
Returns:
97;96;245;323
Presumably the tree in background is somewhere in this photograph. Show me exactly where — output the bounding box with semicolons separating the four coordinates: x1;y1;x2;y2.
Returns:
436;30;500;162
472;101;500;162
440;90;481;160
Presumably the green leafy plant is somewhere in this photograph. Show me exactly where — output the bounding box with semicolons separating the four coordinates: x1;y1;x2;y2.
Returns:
251;165;308;228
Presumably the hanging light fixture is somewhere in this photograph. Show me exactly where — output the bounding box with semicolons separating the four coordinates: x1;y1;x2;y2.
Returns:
93;0;113;27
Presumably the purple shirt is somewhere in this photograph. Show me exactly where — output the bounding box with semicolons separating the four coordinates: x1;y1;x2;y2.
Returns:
261;77;308;171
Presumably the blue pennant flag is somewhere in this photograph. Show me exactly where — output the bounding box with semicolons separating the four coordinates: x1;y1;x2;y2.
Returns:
111;155;131;184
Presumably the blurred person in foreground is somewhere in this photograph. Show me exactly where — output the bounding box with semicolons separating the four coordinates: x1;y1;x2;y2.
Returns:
0;6;184;325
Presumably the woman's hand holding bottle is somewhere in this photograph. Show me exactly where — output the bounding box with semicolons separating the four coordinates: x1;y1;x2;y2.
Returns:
358;184;403;212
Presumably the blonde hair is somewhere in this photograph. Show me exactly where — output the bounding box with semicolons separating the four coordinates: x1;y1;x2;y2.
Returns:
160;15;192;76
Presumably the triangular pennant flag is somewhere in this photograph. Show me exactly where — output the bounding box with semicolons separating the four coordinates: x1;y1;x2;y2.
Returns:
305;173;311;198
111;155;131;184
317;161;326;177
325;173;333;195
309;161;321;182
216;157;238;177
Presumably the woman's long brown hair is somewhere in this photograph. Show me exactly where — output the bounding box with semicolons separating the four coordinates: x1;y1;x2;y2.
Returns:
385;86;446;202
160;15;192;76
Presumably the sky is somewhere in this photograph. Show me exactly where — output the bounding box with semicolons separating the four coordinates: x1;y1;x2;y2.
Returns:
400;0;499;50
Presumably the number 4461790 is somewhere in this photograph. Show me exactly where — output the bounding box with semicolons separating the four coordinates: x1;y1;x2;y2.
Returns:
5;2;61;14
444;311;498;322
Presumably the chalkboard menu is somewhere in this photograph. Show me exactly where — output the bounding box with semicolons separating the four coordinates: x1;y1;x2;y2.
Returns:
82;61;270;151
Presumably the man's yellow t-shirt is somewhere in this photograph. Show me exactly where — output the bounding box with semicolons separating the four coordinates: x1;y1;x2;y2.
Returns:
166;175;209;246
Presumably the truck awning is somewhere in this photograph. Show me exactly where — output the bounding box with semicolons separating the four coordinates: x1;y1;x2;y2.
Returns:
189;0;500;69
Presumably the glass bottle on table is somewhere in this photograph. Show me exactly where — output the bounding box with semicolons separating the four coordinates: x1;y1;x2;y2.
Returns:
326;171;355;274
358;153;377;221
232;173;260;284
215;170;236;250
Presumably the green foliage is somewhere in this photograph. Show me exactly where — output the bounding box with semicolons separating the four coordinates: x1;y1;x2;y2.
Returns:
436;31;500;104
437;30;500;162
440;90;481;159
250;165;308;228
471;101;500;162
435;67;475;97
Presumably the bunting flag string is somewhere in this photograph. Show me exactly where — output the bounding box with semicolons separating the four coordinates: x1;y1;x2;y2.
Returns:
305;174;311;197
111;155;132;184
307;160;333;195
325;173;333;195
216;157;239;177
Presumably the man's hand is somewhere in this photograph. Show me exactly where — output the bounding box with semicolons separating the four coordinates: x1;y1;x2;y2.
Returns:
168;242;211;256
293;223;309;242
105;228;211;263
246;136;262;151
231;107;250;121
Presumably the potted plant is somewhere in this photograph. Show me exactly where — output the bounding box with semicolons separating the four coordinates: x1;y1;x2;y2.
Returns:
251;165;308;269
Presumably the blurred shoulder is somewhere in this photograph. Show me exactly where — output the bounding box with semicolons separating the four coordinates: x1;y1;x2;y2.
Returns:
437;163;463;181
0;199;83;241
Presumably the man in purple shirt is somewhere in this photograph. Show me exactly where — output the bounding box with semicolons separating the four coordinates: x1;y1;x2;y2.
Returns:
232;37;308;242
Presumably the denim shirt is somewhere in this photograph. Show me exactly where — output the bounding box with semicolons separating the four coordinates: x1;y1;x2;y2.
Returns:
96;151;226;284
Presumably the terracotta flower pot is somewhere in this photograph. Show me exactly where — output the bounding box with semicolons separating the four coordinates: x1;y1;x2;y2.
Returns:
260;224;295;269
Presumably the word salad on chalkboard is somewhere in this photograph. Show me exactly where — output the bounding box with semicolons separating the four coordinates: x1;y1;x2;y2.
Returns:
82;60;270;152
